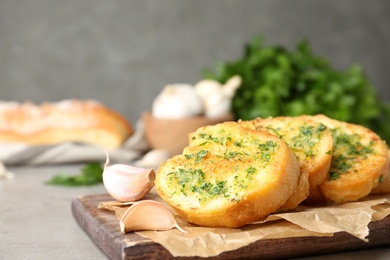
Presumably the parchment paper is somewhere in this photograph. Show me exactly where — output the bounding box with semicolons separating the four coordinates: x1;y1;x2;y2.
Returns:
99;192;390;258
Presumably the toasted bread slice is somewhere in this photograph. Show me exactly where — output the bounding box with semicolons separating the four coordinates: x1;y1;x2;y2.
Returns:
155;121;300;228
309;114;389;204
239;116;333;208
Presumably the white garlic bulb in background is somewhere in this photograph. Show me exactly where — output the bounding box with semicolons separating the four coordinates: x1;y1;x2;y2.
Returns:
222;75;242;98
193;79;222;101
134;149;171;169
152;84;203;119
194;75;241;118
202;91;231;118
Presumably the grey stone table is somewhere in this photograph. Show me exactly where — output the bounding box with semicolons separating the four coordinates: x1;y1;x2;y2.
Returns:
1;164;389;260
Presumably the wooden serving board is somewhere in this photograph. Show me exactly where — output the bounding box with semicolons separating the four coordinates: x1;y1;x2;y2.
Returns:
71;194;390;260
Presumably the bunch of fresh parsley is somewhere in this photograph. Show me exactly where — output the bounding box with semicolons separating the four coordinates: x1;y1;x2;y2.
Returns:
46;162;103;186
204;36;390;144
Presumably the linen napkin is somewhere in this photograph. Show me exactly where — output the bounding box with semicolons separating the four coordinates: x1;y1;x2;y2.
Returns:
0;120;149;166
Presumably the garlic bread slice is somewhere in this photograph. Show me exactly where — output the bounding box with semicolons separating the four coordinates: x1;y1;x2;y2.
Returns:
310;114;389;204
239;116;333;208
155;121;300;228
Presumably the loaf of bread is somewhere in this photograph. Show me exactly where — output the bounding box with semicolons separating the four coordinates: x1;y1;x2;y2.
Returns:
239;116;333;209
0;99;133;149
155;121;300;228
309;114;389;204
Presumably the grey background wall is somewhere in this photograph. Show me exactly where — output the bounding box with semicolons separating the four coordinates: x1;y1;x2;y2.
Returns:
0;0;389;125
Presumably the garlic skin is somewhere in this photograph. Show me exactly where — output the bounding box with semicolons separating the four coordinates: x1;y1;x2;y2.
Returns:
152;84;203;119
120;200;186;233
194;75;242;119
102;154;155;202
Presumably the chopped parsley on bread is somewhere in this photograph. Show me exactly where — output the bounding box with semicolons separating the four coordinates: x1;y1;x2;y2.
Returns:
309;114;389;204
239;116;333;208
155;121;300;228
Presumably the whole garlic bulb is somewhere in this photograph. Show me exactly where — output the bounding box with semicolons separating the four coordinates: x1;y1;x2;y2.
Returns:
152;84;203;119
202;91;231;118
194;75;242;118
193;79;222;101
222;75;242;98
102;153;155;202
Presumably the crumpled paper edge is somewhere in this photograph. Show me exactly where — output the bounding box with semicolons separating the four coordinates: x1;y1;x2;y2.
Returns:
133;219;333;257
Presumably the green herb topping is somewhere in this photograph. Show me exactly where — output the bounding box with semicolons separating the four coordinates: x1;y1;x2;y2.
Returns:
169;130;279;203
329;128;375;180
261;122;327;160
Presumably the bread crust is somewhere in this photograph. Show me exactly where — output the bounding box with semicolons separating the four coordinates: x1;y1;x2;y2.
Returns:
371;150;390;194
239;116;333;209
370;167;390;194
0;99;133;149
309;114;389;203
155;121;300;228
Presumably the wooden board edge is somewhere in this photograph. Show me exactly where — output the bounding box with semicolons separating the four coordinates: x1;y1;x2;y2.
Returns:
71;195;128;259
216;217;390;260
72;194;390;259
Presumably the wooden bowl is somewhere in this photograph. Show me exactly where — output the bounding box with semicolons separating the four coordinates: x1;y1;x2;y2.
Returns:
142;112;234;156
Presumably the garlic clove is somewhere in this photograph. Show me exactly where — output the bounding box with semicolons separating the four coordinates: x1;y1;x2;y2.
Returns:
103;153;155;202
119;200;186;233
0;161;15;179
